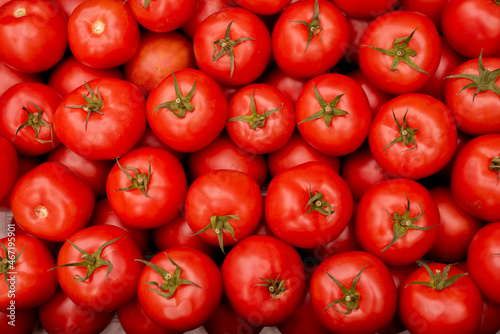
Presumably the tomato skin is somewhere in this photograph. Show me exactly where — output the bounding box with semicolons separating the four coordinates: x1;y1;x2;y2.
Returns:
451;134;500;222
310;251;397;334
56;225;144;312
67;0;140;69
0;61;43;97
106;147;188;229
137;248;222;332
0;307;38;334
181;0;238;40
203;296;263;334
221;235;305;326
397;0;447;32
118;297;179;334
272;0;350;78
260;65;309;104
399;263;483;334
355;178;440;266
0;0;68;73
10;162;95;242
234;0;290;15
53;0;85;17
332;0;397;18
0;137;17;202
265;162;353;249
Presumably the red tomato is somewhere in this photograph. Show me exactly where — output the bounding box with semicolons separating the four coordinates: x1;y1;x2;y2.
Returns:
0;82;62;156
0;61;43;97
53;78;146;160
296;73;372;156
342;16;371;66
55;225;144;312
266;162;353;249
310;251;397;334
226;83;296;154
272;0;350;78
0;137;17;202
185;169;263;253
331;0;397;17
193;7;271;86
397;0;447;32
10;162;95;242
106;147;188;229
359;11;441;95
181;0;238;40
399;263;483;334
133;124;187;162
0;234;58;312
236;0;291;15
355;178;440;266
137;248;222;332
260;65;309;104
39;288;115;334
53;0;85;18
146;68;227;152
0;0;67;73
0;307;38;334
221;235;305;326
369;93;457;179
124;30;196;97
67;0;140;68
118;297;178;334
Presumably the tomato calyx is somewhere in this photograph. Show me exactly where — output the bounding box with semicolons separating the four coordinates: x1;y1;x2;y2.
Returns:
298;83;349;128
114;155;155;198
489;156;500;185
383;108;418;154
254;275;287;301
290;0;323;52
138;0;151;9
135;253;201;299
63;82;104;131
324;264;370;314
304;180;334;221
405;262;468;291
445;49;500;101
13;101;55;146
51;237;123;282
212;20;255;78
227;90;283;130
382;193;436;252
192;215;240;253
0;242;26;288
362;26;429;75
153;71;196;118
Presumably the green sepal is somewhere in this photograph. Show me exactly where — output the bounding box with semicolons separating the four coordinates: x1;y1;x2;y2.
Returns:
63;82;104;131
383;108;418;154
114;155;155;198
153;70;197;118
290;0;323;52
227;90;283;130
13;102;55;146
298;83;349;128
405;262;468;291
191;215;240;254
138;0;151;9
254;274;286;302
490;156;500;186
0;242;27;289
304;179;334;221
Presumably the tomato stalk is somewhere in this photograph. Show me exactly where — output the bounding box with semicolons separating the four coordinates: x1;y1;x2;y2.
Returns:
138;0;151;9
0;242;26;288
63;82;104;131
153;71;196;118
227;90;283;130
489;156;500;185
115;155;154;198
405;263;468;291
298;83;349;128
135;253;201;299
304;180;335;221
192;215;240;253
290;0;323;52
254;275;286;301
13;101;55;146
383;108;418;153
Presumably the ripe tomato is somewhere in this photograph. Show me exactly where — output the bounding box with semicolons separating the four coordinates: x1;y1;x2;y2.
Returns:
272;0;350;78
137;248;222;332
0;307;38;334
355;178;440;266
266;162;353;249
106;147;188;229
0;137;17;203
0;61;43;97
67;0;140;68
332;0;397;18
260;65;309;104
0;0;67;73
310;251;397;334
55;225;144;312
221;235;305;326
118;297;178;334
10;162;95;242
234;0;290;15
397;0;447;32
296;73;372;156
53;0;85;18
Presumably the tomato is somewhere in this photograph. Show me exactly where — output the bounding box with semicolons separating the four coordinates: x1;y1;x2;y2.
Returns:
53;0;85;18
0;82;62;156
441;0;500;58
0;234;58;312
185;169;263;253
0;61;43;97
272;0;350;78
310;251;397;334
451;134;500;222
133;124;187;162
221;235;305;326
355;178;440;266
226;83;295;154
10;162;95;242
0;137;17;203
55;225;144;312
266;162;353;249
359;10;441;95
260;65;309;104
0;307;38;334
397;0;447;32
186;131;268;187
0;0;67;73
67;0;140;68
426;186;484;263
193;7;272;86
146;68;227;152
118;297;178;334
369;93;457;179
48;55;125;97
342;16;372;66
332;0;397;18
123;30;196;97
137;248;222;332
53;78;146;160
467;222;500;305
38;288;115;334
106;147;188;229
296;73;372;156
444;54;500;135
399;262;483;334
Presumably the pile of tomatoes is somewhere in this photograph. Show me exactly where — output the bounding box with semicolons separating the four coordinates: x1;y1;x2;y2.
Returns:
0;0;500;333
